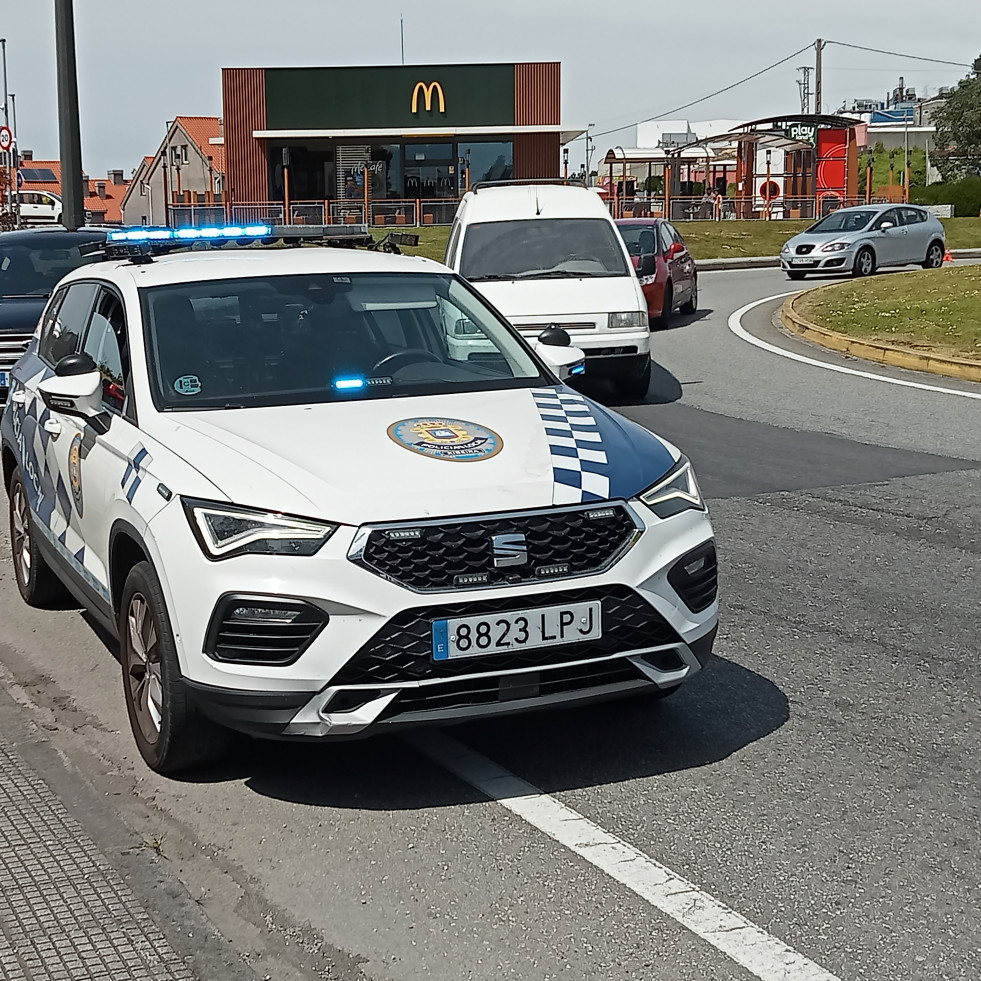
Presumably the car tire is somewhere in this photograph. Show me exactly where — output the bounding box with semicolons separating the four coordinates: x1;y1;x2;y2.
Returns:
120;561;231;774
655;283;673;329
852;247;876;278
922;241;944;269
616;357;652;400
8;467;68;607
679;279;698;315
786;270;807;281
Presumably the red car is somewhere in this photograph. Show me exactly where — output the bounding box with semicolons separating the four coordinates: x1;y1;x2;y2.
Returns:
615;218;698;327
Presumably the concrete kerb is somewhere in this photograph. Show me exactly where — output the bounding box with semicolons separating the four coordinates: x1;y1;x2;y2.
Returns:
780;288;981;384
697;248;981;272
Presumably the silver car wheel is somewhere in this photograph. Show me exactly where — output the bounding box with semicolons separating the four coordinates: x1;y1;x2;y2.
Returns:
11;483;31;585
126;593;164;742
926;243;944;268
857;250;874;276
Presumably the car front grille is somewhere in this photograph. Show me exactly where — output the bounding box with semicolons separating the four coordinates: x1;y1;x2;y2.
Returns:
355;504;640;593
0;333;33;376
330;584;682;686
667;542;718;613
377;657;648;719
584;346;638;357
518;322;597;332
795;244;815;255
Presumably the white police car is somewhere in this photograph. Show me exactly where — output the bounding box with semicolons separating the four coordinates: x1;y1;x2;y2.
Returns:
1;227;718;774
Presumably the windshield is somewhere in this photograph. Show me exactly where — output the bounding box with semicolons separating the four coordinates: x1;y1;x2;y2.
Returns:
0;234;104;298
806;210;877;234
460;218;630;281
142;272;550;410
616;224;661;256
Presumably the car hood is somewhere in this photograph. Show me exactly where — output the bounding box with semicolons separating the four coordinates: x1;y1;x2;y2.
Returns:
784;231;863;249
0;296;46;333
470;276;639;320
149;386;678;525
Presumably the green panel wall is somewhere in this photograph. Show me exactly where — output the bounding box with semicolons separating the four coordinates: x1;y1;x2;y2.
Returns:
265;65;516;130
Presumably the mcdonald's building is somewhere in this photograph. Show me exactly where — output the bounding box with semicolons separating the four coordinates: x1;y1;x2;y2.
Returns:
220;63;583;225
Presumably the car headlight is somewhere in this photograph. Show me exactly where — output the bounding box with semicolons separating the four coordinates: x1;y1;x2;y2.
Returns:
637;456;705;519
609;311;649;330
781;242;792;253
820;242;849;252
182;498;337;559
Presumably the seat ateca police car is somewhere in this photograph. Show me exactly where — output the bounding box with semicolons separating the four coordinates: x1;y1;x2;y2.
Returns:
1;225;718;774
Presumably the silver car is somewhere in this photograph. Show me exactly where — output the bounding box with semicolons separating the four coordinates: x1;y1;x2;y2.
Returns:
780;204;946;280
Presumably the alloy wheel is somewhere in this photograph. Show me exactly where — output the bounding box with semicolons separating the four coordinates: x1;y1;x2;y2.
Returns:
927;244;943;268
11;484;31;585
858;250;874;276
126;593;164;743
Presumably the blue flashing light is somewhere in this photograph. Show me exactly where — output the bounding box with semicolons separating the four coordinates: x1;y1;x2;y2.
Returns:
107;224;273;244
569;363;586;376
333;377;366;391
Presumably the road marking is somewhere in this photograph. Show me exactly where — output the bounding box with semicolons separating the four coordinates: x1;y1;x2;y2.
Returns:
410;730;842;981
729;292;981;401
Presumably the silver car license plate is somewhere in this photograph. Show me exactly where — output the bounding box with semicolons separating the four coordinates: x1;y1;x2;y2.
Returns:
432;600;602;661
790;257;816;266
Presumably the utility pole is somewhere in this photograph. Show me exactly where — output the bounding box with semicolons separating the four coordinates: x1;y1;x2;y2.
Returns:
54;0;85;230
814;38;825;116
797;66;812;114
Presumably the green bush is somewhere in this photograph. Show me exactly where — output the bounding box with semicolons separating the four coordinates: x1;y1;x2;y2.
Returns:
911;176;981;217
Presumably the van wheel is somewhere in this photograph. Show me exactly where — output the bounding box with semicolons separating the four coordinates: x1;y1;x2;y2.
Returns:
8;468;68;607
617;358;652;400
120;561;231;774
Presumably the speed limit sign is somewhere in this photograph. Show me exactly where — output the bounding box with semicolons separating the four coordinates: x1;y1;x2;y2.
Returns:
0;126;12;152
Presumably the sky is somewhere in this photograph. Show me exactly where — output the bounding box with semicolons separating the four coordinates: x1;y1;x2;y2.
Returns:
1;0;979;179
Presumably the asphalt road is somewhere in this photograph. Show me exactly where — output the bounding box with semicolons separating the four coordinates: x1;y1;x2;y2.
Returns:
1;266;979;981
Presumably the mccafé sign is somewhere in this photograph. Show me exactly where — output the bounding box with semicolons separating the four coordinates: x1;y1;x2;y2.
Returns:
411;81;446;114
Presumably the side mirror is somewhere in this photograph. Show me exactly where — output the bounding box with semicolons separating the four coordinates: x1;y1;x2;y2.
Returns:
39;354;104;420
639;253;656;278
537;324;572;347
668;242;685;258
879;221;895;231
535;341;586;381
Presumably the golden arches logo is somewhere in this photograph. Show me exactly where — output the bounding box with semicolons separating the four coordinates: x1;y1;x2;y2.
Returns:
411;81;446;114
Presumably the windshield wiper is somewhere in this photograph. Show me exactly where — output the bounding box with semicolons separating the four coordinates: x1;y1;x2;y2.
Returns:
466;273;519;282
513;269;586;279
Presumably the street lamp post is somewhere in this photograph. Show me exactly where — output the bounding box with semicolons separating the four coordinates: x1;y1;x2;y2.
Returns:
54;0;85;230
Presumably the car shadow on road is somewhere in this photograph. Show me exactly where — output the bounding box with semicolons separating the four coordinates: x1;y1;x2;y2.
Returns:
574;359;685;406
656;306;713;332
178;653;789;809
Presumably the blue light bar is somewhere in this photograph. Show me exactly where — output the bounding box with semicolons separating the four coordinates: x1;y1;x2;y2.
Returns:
569;363;586;376
107;224;273;243
333;377;366;391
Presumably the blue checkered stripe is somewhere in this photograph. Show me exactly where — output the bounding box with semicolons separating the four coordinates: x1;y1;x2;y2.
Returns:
121;444;152;503
531;388;610;504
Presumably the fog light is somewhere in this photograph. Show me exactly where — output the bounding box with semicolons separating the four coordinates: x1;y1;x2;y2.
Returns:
231;605;301;622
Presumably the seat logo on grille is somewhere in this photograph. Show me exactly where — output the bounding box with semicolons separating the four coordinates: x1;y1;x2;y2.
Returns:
491;533;528;568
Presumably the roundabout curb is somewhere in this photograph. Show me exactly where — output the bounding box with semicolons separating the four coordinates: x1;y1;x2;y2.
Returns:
780;289;981;384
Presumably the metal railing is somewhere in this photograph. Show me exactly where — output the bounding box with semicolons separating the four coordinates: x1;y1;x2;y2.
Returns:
370;200;418;227
290;202;325;225
168;204;225;227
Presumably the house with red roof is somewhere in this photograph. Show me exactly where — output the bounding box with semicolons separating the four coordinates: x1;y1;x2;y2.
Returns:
121;116;225;225
16;151;131;225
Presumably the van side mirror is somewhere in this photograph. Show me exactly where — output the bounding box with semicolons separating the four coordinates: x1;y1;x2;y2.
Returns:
639;254;656;278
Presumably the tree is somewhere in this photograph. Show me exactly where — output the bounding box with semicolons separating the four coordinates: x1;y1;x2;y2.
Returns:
932;58;981;180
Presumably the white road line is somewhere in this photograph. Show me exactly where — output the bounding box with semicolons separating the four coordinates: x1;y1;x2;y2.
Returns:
728;292;981;401
410;730;842;981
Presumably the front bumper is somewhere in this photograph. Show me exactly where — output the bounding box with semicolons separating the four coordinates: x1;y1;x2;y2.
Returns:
781;248;854;272
147;499;718;740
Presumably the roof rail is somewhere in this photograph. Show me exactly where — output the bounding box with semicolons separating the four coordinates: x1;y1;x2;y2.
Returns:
471;177;586;193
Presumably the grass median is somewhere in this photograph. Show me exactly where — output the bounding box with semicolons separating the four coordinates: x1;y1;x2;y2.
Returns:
379;217;981;263
794;264;981;362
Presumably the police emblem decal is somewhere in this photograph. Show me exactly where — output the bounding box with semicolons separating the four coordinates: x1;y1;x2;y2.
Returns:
387;418;503;462
68;433;84;516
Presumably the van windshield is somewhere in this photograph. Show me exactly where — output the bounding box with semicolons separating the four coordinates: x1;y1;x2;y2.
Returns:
460;218;630;281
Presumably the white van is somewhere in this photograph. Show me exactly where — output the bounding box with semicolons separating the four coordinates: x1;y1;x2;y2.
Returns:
445;181;652;399
16;191;63;225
